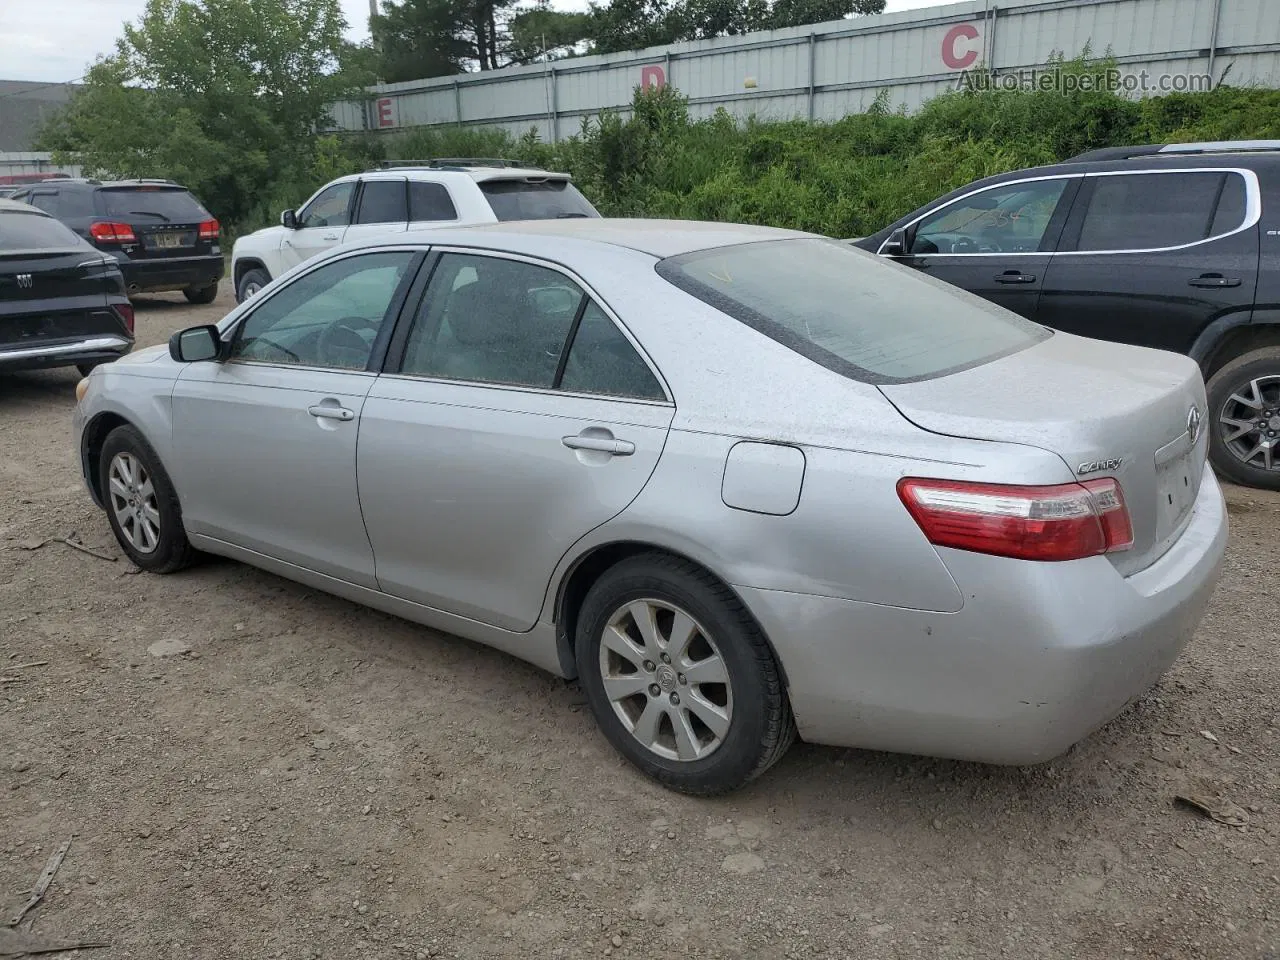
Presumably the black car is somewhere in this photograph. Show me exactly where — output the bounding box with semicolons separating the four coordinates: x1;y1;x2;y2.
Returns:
9;178;224;304
855;139;1280;490
0;199;133;375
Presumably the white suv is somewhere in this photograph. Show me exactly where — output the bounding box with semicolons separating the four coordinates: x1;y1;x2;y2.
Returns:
230;159;599;302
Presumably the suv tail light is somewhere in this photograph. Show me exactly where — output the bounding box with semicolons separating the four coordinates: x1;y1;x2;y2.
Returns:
897;477;1134;562
198;219;220;241
114;303;135;335
90;221;137;243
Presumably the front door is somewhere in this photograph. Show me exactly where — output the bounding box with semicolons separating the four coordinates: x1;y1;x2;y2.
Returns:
280;180;356;272
358;250;675;631
170;249;421;586
888;176;1080;320
1037;168;1260;353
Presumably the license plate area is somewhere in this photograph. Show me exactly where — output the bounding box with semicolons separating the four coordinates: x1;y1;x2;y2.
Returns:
144;231;194;251
1154;446;1198;543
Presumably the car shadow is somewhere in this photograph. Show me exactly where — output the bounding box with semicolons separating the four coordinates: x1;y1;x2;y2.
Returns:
0;367;79;404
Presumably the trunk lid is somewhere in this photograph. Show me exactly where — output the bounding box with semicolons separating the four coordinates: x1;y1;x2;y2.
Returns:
878;331;1207;576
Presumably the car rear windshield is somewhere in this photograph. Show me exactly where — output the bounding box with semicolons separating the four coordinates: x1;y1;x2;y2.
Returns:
478;179;599;222
0;209;84;251
655;238;1050;384
98;187;210;223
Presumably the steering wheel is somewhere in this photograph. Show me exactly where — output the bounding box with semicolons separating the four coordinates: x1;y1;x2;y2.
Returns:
317;316;378;367
949;236;980;254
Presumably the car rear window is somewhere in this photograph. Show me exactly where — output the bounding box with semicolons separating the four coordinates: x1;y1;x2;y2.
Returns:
478;179;598;222
656;238;1050;384
98;187;210;223
0;209;85;251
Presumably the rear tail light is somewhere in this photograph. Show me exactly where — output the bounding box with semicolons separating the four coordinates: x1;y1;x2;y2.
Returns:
114;303;135;335
198;218;220;241
90;221;137;243
897;477;1134;562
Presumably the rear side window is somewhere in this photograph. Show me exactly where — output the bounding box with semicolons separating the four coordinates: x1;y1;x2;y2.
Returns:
478;179;598;222
99;187;210;223
409;181;457;221
1075;171;1248;251
0;210;85;251
657;238;1049;384
24;191;60;216
355;180;408;224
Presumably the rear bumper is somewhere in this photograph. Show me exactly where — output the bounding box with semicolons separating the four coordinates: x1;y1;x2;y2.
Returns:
739;469;1228;764
0;335;132;372
119;255;224;293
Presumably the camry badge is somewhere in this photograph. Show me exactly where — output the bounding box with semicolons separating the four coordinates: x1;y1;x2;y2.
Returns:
1077;458;1124;476
1187;406;1202;445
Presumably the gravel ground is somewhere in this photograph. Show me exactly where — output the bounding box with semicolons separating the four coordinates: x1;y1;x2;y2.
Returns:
1;282;1277;960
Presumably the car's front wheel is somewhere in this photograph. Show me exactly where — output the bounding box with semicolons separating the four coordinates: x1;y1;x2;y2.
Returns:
236;268;270;304
99;425;196;573
575;553;795;795
1206;347;1280;490
184;282;219;305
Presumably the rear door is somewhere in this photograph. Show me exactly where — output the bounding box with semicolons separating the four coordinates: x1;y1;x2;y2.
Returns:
883;176;1080;320
96;185;216;262
1037;168;1260;353
279;180;356;272
358;249;673;631
342;177;410;245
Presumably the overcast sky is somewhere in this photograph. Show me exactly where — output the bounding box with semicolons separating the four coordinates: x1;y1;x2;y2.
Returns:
0;0;946;83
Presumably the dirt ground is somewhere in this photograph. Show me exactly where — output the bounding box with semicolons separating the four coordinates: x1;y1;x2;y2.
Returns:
1;281;1277;960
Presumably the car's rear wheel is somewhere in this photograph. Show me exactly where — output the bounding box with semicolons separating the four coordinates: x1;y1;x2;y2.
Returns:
184;282;219;305
1207;347;1280;491
236;268;270;303
575;553;795;795
99;425;195;573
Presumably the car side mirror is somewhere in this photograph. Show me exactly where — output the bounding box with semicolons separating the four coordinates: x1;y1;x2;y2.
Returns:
881;227;910;257
281;209;298;229
169;324;221;363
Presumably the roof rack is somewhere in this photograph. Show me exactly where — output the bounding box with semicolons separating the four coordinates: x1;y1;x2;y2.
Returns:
376;158;538;171
1067;140;1280;163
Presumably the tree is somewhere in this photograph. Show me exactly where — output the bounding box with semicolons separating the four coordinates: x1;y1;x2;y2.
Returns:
373;0;529;80
508;1;593;64
40;0;363;227
588;0;885;53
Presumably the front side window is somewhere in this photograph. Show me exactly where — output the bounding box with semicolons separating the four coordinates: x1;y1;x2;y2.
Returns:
298;182;355;229
400;253;582;388
231;251;415;370
658;238;1048;383
910;178;1071;255
355;180;407;225
1075;171;1248;252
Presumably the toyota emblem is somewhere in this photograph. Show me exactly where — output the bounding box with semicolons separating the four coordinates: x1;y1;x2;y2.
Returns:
1187;406;1202;445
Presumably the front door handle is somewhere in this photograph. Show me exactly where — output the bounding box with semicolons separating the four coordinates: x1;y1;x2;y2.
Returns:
994;271;1037;284
562;434;635;456
308;403;354;421
322;233;340;241
1188;273;1242;288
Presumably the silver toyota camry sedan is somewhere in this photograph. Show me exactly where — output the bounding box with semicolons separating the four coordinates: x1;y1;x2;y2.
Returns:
73;219;1228;795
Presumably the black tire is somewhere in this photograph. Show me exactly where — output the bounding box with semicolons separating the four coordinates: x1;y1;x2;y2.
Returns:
575;552;795;795
184;282;219;305
1206;346;1280;491
99;425;196;573
236;268;270;304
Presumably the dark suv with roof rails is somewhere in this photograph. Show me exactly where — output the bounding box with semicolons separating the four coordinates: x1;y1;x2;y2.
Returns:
9;178;224;304
855;140;1280;490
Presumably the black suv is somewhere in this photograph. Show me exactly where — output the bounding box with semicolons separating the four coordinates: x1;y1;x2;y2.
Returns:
9;178;224;304
855;140;1280;490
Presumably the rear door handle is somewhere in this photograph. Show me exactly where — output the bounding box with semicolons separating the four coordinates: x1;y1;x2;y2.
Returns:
1188;274;1242;288
994;271;1037;284
308;403;354;421
562;434;635;456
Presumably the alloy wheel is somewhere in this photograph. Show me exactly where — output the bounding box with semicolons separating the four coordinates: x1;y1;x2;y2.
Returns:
108;452;161;554
597;598;733;762
1219;375;1280;472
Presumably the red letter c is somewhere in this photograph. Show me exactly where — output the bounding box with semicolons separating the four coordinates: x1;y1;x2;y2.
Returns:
942;24;980;70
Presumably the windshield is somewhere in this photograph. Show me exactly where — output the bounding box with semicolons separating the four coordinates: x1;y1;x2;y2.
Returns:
478;179;599;222
99;187;210;222
0;209;86;252
656;238;1049;383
